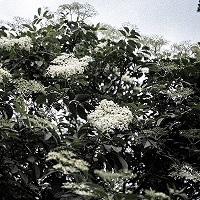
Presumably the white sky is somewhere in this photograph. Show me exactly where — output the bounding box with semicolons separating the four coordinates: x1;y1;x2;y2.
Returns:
0;0;199;44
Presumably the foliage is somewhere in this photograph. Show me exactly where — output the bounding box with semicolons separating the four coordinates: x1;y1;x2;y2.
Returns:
0;2;200;200
198;0;200;12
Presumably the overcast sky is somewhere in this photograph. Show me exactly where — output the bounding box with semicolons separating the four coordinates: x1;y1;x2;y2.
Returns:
0;0;199;44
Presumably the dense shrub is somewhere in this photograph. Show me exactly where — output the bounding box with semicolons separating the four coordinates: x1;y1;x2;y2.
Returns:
0;4;200;200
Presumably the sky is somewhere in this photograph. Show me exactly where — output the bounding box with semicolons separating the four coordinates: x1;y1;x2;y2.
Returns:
0;0;199;44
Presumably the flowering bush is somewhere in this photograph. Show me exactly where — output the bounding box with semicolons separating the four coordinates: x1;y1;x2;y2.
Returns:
0;36;32;51
47;150;89;174
14;78;45;95
0;4;199;200
0;67;12;82
87;99;133;132
46;53;93;79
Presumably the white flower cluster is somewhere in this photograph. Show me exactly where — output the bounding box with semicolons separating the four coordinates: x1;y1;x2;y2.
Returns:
140;67;149;74
94;169;133;193
167;87;193;102
94;169;132;182
158;62;179;72
46;150;89;174
46;53;93;79
87;99;133;133
14;78;45;96
170;163;200;182
0;68;12;82
62;182;95;197
0;36;33;51
28;117;56;130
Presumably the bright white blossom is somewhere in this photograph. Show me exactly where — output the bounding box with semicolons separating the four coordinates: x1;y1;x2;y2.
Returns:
140;67;149;74
94;169;132;182
87;99;133;133
17;36;33;51
14;78;45;96
53;163;75;174
46;53;93;79
46;150;89;174
0;36;33;51
0;68;12;82
74;190;95;197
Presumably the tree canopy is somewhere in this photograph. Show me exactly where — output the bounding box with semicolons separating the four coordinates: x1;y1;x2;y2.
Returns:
198;0;200;12
0;3;200;200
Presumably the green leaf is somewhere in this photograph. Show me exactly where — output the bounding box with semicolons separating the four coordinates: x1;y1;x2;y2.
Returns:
191;104;200;115
14;99;25;114
117;39;126;48
77;103;87;120
22;24;34;31
144;140;151;148
86;182;108;197
176;193;188;200
69;101;77;116
95;22;100;29
4;103;13;119
112;146;122;153
27;156;35;163
43;10;49;18
67;90;75;100
83;102;94;111
36;18;42;25
142;45;150;51
156;117;165;126
54;191;64;198
104;144;112;152
47;93;57;104
73;173;84;182
119;30;126;37
34;164;40;179
19;171;28;184
11;165;19;174
97;153;106;163
36;94;46;104
38;7;41;16
124;194;141;200
118;156;128;169
76;94;90;101
127;39;136;48
130;29;140;38
114;193;140;200
44;132;52;140
123;26;130;33
54;84;60;90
